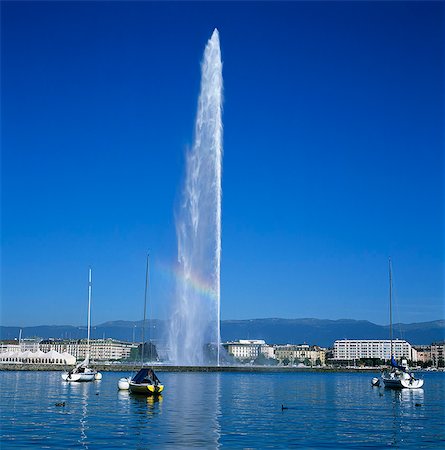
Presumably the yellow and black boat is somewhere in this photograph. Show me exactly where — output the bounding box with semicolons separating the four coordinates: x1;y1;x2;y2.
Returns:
128;367;164;395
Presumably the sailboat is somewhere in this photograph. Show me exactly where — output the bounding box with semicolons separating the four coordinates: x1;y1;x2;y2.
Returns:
118;254;164;395
62;268;101;382
381;258;423;389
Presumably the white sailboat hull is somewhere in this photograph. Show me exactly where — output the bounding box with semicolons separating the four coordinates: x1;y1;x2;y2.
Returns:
381;259;425;391
62;371;96;382
382;371;424;389
400;378;424;389
62;357;97;382
61;268;102;384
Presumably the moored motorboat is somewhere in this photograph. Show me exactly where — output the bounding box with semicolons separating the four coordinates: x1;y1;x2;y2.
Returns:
117;254;165;395
128;367;164;395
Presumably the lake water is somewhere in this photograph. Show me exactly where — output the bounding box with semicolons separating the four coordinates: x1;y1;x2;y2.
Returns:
1;370;444;448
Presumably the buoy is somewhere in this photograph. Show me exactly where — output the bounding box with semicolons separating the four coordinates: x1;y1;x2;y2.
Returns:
371;377;380;387
94;372;103;380
118;377;130;390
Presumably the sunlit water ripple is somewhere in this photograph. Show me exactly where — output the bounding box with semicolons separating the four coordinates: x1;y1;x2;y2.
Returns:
1;371;444;448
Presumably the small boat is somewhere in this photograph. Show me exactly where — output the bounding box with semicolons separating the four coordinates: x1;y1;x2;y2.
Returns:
62;268;101;382
381;259;424;389
62;356;97;382
117;254;164;395
382;358;424;389
128;367;164;395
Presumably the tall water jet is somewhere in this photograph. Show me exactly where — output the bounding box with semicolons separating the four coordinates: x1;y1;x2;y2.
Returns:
168;29;223;366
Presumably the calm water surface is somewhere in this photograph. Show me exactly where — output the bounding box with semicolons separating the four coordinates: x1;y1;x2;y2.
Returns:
1;371;444;448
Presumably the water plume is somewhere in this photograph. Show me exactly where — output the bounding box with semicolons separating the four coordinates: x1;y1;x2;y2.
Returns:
168;29;223;365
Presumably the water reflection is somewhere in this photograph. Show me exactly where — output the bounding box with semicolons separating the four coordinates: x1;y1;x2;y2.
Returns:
163;373;221;447
122;372;222;447
1;371;442;448
384;387;426;447
117;390;130;401
131;392;163;417
327;374;428;447
214;372;221;447
399;388;425;404
77;383;90;448
61;380;100;449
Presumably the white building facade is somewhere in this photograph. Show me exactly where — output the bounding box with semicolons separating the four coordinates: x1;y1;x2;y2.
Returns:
39;339;138;361
333;339;417;362
274;344;326;365
0;339;40;353
222;340;273;361
431;342;444;368
0;349;76;365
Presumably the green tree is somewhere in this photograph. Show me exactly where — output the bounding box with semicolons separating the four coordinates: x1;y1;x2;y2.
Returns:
254;353;279;366
137;341;158;361
129;347;139;361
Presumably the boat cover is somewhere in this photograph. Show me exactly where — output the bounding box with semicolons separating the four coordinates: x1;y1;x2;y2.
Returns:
132;368;161;385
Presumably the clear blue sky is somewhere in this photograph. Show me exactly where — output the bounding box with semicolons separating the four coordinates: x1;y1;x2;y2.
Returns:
1;1;443;327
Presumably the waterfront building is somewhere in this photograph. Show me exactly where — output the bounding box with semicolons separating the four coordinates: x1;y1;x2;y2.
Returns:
0;349;76;365
222;340;273;361
431;342;445;368
0;338;40;353
0;337;137;364
333;339;417;362
274;344;326;366
39;338;138;361
0;340;20;353
261;344;275;359
413;345;432;365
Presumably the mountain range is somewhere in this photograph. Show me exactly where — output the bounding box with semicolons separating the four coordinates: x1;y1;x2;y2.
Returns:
1;318;444;347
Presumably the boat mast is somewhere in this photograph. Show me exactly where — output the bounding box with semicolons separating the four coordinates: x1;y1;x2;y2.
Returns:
87;267;92;360
389;257;393;361
141;254;149;366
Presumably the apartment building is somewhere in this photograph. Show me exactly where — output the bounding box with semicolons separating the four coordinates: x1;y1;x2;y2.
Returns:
431;342;445;367
39;338;138;361
274;344;326;365
333;339;417;362
222;340;273;361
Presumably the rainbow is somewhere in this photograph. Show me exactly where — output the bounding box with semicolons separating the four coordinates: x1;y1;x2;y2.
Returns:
155;260;217;300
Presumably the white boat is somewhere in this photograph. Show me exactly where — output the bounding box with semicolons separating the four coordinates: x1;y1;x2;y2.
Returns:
62;268;101;382
382;363;424;389
61;356;96;382
381;259;424;389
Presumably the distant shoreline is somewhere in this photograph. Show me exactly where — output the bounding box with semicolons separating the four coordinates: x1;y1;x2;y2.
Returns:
0;363;380;373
